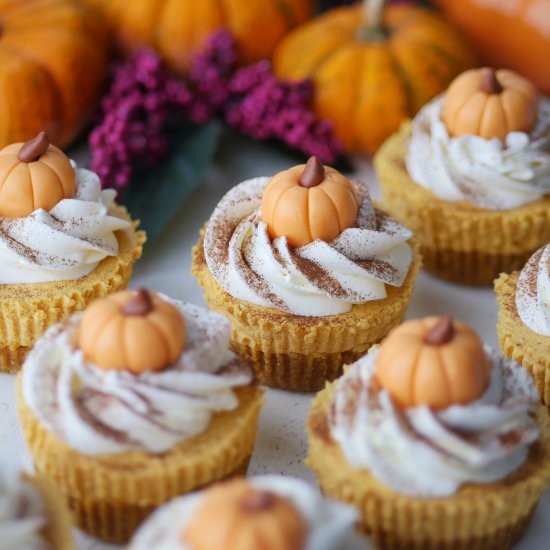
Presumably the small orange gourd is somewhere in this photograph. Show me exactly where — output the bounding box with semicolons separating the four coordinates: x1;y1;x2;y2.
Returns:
79;289;186;374
183;479;307;550
375;316;491;410
0;132;76;218
274;0;476;154
83;0;313;74
442;68;538;141
0;0;109;149
261;156;359;248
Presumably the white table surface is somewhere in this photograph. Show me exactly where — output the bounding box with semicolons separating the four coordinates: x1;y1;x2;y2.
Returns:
1;132;548;549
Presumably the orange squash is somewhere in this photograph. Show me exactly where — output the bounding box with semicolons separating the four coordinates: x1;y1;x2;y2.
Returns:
434;0;550;95
79;289;186;374
83;0;313;74
375;316;491;410
442;68;538;141
274;0;477;155
0;0;109;149
261;157;359;248
183;479;307;550
0;132;76;218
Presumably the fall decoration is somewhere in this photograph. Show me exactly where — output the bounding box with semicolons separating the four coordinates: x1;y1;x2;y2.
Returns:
183;479;307;550
0;132;76;218
83;0;313;73
90;33;341;190
79;288;186;373
434;0;550;95
442;68;538;141
261;157;359;247
375;316;491;410
0;0;109;149
273;0;476;155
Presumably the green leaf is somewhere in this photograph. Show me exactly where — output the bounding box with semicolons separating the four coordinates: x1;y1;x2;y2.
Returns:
119;122;222;241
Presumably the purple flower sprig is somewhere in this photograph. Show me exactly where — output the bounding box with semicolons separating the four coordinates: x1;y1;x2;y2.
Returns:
189;30;341;164
89;50;193;189
90;30;341;189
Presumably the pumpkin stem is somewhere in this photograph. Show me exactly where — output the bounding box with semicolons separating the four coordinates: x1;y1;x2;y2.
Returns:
358;0;387;42
299;156;325;188
424;316;454;346
480;68;503;95
240;490;276;513
123;288;153;316
18;131;50;163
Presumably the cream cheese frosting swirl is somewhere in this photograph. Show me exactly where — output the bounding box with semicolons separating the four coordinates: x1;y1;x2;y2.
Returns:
22;299;252;455
204;177;413;317
0;163;132;284
406;96;550;210
330;347;540;497
129;476;365;550
0;456;47;550
516;244;550;336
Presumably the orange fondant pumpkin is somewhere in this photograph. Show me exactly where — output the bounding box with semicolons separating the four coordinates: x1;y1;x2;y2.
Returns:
79;289;186;374
261;157;359;248
183;479;307;550
375;316;491;410
83;0;313;74
442;68;538;141
0;132;76;218
434;0;550;94
274;0;476;155
0;0;109;149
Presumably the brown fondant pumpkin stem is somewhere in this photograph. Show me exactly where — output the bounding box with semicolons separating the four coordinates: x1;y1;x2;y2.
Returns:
480;68;503;94
299;156;325;188
240;490;276;513
18;131;50;163
359;0;387;41
424;316;454;345
122;288;153;316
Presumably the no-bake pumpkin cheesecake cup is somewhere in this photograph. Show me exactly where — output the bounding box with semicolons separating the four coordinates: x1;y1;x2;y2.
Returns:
0;132;145;372
17;289;264;543
496;243;550;404
0;455;74;550
307;316;550;549
129;475;365;550
375;67;550;285
192;157;420;392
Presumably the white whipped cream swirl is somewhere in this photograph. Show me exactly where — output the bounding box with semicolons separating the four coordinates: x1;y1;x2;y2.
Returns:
516;244;550;336
330;347;540;497
0;164;132;284
129;475;366;550
0;456;47;550
22;299;253;455
204;177;413;317
406;96;550;210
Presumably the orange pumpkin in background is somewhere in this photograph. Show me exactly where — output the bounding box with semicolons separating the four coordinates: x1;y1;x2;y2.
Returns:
79;289;186;374
0;0;109;149
83;0;314;74
375;316;491;410
0;132;76;218
434;0;550;95
261;157;359;248
274;0;477;155
442;68;538;141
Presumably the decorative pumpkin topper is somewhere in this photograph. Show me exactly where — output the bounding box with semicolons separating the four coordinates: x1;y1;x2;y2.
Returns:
183;478;307;550
442;67;538;141
375;316;491;410
79;288;186;374
0;131;76;218
261;156;359;247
